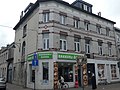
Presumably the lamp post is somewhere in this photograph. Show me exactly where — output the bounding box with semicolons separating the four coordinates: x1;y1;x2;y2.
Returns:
76;54;87;90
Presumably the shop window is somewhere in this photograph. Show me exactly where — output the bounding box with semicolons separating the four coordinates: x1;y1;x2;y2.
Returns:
111;64;117;79
29;64;35;82
97;64;105;79
58;64;73;82
42;62;49;81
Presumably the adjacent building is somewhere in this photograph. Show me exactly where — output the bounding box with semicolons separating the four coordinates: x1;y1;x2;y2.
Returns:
13;0;120;89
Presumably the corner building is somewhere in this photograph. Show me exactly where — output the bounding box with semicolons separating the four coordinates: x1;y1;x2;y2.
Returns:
13;0;120;89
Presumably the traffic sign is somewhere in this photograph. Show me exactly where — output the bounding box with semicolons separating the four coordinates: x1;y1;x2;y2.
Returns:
32;52;38;66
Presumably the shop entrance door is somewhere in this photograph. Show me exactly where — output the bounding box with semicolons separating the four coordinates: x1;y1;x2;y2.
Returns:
87;63;95;85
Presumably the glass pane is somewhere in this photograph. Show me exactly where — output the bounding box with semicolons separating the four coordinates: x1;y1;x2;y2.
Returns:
60;40;62;49
42;62;49;80
47;39;49;49
64;41;66;50
77;43;80;51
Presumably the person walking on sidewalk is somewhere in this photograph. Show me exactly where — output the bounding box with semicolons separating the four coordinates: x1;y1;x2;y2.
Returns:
91;73;97;90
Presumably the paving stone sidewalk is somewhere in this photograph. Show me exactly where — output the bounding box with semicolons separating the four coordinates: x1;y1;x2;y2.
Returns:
6;83;120;90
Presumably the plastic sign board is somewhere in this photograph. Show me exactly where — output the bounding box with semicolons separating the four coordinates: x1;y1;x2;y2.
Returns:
32;52;38;66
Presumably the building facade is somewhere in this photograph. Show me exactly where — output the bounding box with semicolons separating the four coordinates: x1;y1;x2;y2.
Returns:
0;43;14;83
13;0;120;89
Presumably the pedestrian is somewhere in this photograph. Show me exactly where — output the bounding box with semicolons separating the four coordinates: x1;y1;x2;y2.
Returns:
91;73;97;90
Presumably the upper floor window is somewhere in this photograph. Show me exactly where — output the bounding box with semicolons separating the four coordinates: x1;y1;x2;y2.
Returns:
23;24;27;37
98;40;103;55
60;32;67;51
74;35;80;52
83;4;88;11
43;10;50;23
116;35;120;43
85;39;91;54
43;33;49;50
106;27;110;36
60;12;67;25
73;17;79;28
96;24;101;34
22;41;26;56
108;42;112;56
84;20;90;31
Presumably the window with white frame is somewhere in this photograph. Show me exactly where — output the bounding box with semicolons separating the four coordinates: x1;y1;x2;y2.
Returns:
98;42;103;55
43;11;49;23
96;25;101;34
74;18;79;28
85;40;90;54
60;15;66;25
108;43;112;56
106;27;110;36
111;64;117;79
43;33;49;50
74;37;80;52
60;35;67;51
83;4;88;11
84;21;89;31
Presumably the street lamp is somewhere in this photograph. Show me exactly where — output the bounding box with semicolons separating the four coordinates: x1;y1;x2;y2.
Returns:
76;54;87;90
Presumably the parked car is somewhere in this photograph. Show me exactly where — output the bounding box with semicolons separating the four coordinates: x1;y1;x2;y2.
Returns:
0;77;6;90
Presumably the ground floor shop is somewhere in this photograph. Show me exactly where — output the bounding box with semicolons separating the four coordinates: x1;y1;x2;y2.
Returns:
26;52;120;89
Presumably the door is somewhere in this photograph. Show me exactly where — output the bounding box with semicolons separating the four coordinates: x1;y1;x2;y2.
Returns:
87;63;95;85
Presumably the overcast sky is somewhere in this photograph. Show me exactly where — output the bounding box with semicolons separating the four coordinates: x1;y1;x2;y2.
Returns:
0;0;120;49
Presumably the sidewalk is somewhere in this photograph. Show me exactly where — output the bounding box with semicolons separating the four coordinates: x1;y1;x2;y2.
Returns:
6;83;120;90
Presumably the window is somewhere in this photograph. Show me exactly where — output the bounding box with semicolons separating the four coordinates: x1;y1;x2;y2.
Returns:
106;27;110;36
96;25;101;34
42;62;49;81
60;35;67;51
83;4;88;11
74;37;80;52
43;11;49;23
84;21;89;31
22;41;26;56
74;19;79;28
23;24;27;37
58;64;73;82
60;15;66;25
98;43;103;55
85;40;90;54
29;64;35;82
111;64;117;79
43;33;49;50
108;43;112;56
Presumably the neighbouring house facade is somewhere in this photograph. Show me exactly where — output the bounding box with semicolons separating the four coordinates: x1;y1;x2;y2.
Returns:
13;0;120;89
0;43;14;83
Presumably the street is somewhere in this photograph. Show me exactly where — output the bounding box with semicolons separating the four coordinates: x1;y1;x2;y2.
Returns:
6;83;120;90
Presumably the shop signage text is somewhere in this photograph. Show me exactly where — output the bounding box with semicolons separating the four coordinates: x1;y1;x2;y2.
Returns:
27;52;53;61
58;53;81;60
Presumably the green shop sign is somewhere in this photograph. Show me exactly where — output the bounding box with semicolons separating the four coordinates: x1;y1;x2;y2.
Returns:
58;53;81;60
27;52;53;61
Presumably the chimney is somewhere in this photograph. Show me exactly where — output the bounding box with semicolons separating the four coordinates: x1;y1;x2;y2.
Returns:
98;12;101;16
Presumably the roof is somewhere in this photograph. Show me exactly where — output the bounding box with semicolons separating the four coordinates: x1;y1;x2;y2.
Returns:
13;0;116;30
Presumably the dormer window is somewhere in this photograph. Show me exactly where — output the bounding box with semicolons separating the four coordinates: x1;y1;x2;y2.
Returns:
83;4;88;11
